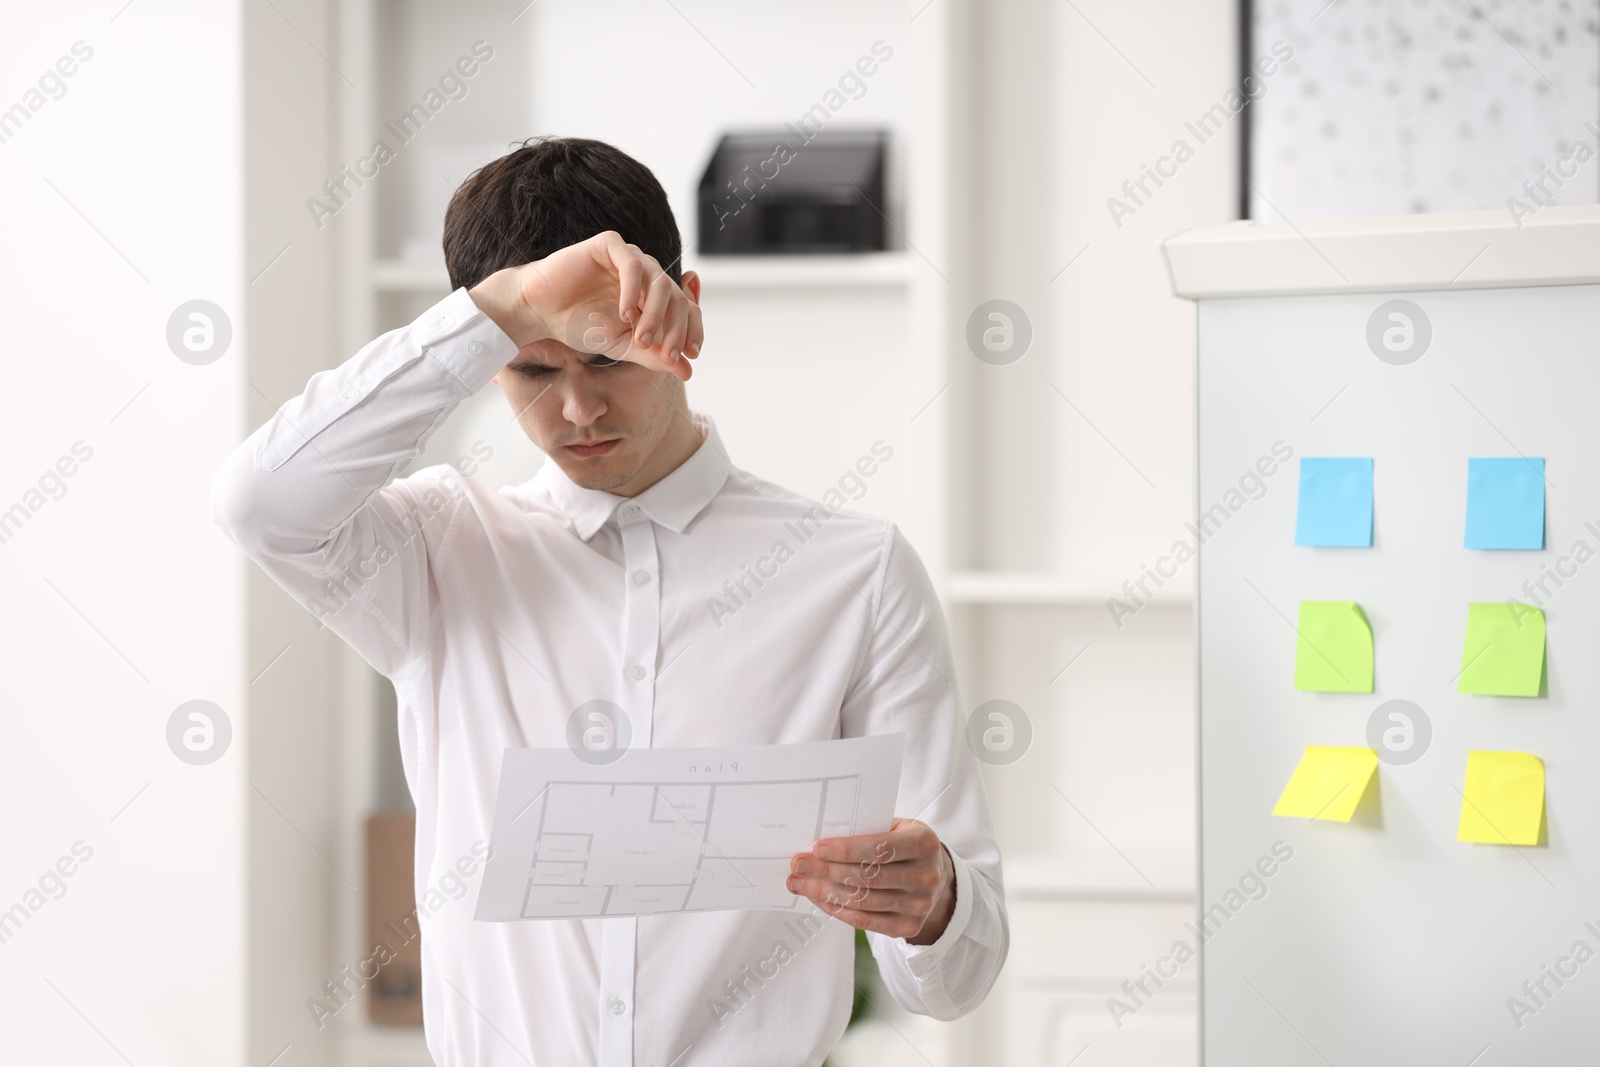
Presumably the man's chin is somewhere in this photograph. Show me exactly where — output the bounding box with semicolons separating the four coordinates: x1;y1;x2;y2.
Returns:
557;453;637;492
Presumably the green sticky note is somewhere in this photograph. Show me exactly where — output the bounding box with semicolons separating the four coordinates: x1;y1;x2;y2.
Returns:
1294;601;1374;693
1459;602;1545;697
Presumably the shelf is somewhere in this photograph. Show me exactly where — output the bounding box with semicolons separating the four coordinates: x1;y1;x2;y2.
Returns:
339;1019;432;1066
1164;204;1600;298
944;570;1194;606
1005;849;1197;902
682;252;914;291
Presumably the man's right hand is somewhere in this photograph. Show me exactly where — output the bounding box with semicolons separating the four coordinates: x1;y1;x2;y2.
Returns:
468;230;702;382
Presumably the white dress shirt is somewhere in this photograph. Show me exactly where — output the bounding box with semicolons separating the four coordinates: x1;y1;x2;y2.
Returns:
210;285;1008;1067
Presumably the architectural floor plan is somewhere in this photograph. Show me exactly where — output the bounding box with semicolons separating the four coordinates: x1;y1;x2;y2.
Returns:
475;735;904;920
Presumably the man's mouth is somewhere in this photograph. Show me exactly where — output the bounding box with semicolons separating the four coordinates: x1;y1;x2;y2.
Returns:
565;438;621;458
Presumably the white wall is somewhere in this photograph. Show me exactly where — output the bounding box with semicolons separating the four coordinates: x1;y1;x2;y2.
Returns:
243;0;344;1064
1044;0;1239;862
956;4;1234;1064
964;0;1236;872
0;2;247;1064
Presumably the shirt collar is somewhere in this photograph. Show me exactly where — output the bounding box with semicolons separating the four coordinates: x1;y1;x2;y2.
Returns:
532;409;733;541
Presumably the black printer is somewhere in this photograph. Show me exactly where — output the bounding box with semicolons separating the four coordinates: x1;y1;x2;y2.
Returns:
697;129;888;254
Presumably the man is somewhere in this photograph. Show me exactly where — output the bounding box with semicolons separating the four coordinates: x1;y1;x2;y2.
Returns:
211;136;1006;1066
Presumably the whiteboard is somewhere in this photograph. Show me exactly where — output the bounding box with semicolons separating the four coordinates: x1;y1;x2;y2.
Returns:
1196;281;1600;1063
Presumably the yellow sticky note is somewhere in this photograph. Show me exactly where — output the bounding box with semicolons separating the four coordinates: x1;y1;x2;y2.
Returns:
1459;602;1545;697
1272;745;1378;822
1294;601;1374;693
1458;750;1544;846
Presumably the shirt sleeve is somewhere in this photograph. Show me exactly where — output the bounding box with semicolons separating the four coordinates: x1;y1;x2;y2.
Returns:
838;524;1010;1020
208;286;520;678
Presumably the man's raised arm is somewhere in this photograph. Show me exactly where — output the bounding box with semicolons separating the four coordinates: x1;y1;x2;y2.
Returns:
209;232;702;676
208;284;519;677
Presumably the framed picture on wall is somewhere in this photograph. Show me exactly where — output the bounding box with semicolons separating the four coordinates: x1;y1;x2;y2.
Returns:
1241;0;1600;224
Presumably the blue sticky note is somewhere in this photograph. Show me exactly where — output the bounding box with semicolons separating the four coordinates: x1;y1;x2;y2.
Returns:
1465;457;1545;550
1295;457;1373;547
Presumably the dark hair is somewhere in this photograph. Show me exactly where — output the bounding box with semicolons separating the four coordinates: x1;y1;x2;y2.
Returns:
442;136;683;292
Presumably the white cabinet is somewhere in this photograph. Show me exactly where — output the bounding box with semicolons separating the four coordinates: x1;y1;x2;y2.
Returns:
1010;987;1196;1067
998;860;1196;1067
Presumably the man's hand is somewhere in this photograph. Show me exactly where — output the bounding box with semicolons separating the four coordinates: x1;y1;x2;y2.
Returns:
468;230;702;381
787;818;957;946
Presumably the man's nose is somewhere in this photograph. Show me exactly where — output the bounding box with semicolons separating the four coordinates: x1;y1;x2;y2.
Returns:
559;379;608;427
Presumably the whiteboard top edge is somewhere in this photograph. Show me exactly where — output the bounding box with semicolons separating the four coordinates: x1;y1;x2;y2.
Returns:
1162;204;1600;300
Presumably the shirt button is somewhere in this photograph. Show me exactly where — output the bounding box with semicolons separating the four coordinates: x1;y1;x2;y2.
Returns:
627;664;646;682
609;998;626;1015
620;504;640;520
439;314;454;328
631;569;651;585
468;340;485;355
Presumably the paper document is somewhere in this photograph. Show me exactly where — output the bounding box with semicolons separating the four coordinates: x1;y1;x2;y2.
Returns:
475;733;905;921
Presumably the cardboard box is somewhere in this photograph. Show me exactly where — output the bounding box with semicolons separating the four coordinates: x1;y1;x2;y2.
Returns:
365;813;423;1025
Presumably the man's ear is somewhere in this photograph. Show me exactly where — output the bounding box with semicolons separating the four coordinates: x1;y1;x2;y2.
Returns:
680;269;701;305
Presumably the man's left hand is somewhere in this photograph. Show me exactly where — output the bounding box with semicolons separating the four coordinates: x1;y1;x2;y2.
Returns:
787;818;956;945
